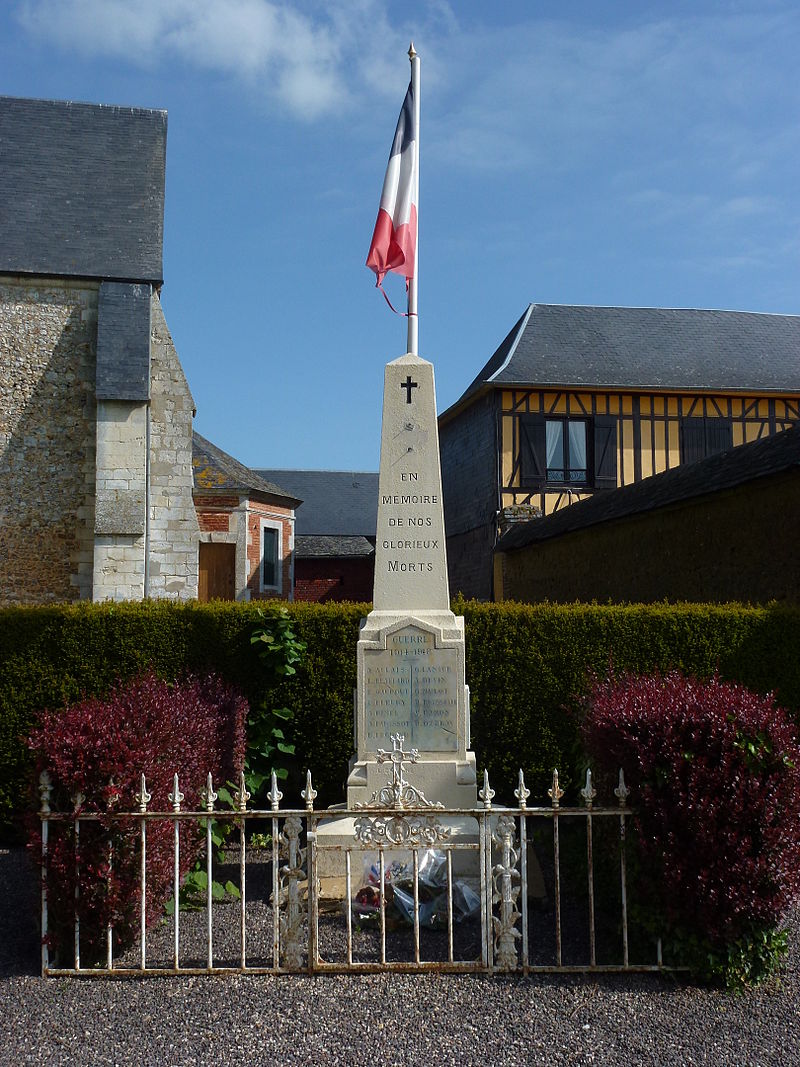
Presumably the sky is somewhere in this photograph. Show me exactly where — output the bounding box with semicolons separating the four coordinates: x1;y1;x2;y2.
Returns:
2;1;799;471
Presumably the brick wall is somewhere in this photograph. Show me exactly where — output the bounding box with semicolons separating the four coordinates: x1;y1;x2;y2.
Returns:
245;501;294;601
0;276;96;604
294;556;374;602
497;470;800;604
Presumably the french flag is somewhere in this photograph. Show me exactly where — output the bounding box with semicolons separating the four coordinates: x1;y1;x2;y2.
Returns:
366;82;417;289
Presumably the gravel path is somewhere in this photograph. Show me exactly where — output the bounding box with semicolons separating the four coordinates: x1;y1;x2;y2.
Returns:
2;847;798;1067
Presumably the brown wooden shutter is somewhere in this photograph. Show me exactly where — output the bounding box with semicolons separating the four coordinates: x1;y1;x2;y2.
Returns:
593;416;617;489
519;415;546;487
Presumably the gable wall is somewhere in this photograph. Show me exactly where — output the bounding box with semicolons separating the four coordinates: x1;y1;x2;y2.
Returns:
439;391;499;600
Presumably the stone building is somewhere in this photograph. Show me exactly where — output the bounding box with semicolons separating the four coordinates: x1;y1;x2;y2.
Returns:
439;303;800;599
0;94;198;603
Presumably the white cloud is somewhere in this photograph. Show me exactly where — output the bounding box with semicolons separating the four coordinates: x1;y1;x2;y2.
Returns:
15;0;372;118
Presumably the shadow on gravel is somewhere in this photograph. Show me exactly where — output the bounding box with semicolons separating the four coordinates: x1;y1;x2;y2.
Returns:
0;848;40;977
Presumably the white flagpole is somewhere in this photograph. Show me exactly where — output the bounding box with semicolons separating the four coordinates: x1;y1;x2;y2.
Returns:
407;42;420;356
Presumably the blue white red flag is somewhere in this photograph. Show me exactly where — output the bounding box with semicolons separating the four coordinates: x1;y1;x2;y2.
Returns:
366;83;417;290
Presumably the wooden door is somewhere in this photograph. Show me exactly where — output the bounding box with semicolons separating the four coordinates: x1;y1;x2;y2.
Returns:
198;542;236;601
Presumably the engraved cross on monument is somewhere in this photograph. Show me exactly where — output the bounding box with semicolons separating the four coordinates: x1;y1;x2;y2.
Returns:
347;352;477;808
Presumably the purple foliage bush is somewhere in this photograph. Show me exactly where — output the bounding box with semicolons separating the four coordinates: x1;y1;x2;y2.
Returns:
580;672;800;963
29;672;247;964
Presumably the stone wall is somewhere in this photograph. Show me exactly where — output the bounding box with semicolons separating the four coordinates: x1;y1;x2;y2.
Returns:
496;469;800;604
92;401;148;600
0;276;96;604
147;296;198;600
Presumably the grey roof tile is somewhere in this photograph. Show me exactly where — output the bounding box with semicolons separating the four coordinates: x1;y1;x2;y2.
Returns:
498;422;800;551
449;304;800;414
255;470;378;536
0;95;166;283
296;535;375;559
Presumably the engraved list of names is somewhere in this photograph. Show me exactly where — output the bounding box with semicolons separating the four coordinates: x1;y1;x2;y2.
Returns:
364;625;458;752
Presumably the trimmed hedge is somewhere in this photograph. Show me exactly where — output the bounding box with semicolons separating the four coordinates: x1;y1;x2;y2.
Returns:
2;599;799;839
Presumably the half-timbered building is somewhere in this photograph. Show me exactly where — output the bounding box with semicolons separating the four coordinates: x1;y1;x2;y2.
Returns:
439;304;800;599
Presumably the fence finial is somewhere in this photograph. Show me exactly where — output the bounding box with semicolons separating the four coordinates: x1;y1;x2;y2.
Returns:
301;769;317;811
514;769;530;810
479;768;495;809
580;768;597;810
614;768;630;807
548;768;564;809
168;773;184;813
267;770;282;812
38;770;52;815
234;771;251;814
201;772;217;814
135;774;151;814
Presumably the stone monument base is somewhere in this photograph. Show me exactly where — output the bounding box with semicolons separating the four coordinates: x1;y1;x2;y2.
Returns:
347;752;477;810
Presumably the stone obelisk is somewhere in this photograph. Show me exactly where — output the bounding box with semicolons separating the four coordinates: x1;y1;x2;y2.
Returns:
346;352;477;808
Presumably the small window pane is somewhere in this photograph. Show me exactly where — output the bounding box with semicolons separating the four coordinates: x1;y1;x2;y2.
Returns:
263;528;278;588
546;421;565;481
568;421;587;482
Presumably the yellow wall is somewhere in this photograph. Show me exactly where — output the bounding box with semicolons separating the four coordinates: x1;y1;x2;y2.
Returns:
499;388;799;515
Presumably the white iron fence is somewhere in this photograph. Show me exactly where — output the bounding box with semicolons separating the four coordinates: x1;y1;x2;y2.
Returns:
38;736;673;977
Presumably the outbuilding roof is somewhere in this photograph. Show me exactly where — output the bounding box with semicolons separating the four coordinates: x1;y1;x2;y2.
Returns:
445;304;800;419
193;433;301;505
497;422;800;552
255;470;378;536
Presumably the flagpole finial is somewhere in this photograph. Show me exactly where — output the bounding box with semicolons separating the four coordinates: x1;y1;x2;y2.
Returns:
408;41;417;60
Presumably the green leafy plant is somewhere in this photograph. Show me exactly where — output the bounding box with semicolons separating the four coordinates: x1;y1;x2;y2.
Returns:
247;607;306;800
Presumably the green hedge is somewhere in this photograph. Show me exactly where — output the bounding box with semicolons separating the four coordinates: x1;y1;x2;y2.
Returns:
2;599;799;840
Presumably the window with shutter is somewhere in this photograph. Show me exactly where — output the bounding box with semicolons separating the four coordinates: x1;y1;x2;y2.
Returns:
519;415;546;488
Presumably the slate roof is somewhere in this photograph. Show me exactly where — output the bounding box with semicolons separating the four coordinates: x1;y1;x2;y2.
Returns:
497;422;800;552
255;470;378;536
295;535;375;559
0;95;166;283
193;434;301;505
445;304;800;418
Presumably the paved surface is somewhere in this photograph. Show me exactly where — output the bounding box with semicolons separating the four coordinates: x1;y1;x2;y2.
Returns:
2;847;798;1066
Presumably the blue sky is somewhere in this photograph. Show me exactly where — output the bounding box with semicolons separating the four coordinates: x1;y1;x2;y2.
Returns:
2;1;799;470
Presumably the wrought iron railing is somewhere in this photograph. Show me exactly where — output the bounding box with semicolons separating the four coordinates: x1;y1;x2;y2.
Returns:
37;737;672;977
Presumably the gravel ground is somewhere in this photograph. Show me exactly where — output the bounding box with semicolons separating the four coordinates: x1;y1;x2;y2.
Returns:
2;846;799;1067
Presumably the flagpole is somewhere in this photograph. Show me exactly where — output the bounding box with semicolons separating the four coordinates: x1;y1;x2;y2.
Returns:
407;41;420;356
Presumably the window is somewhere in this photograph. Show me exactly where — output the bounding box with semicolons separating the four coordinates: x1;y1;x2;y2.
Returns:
261;520;282;593
520;414;617;490
545;419;587;484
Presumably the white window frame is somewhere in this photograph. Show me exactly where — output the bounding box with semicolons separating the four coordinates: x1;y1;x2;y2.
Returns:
260;518;283;595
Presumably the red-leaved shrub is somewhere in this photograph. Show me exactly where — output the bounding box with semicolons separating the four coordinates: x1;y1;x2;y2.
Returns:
28;672;247;964
581;672;800;967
